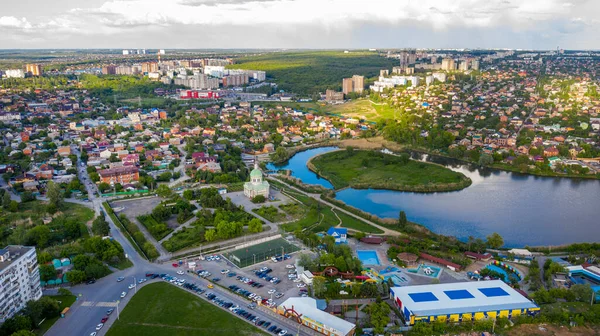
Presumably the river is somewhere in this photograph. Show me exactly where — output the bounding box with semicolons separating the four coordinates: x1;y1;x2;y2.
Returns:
267;147;600;247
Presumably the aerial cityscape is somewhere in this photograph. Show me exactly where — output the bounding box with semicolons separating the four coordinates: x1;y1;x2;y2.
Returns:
0;1;599;336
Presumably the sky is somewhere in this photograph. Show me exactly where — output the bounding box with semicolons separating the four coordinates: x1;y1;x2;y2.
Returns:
0;0;598;49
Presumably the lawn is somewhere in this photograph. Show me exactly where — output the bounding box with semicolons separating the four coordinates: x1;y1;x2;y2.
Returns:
137;214;173;240
326;99;399;121
336;210;383;234
227;51;397;95
1;200;94;226
253;206;287;223
310;150;472;192
162;225;204;252
35;295;77;336
107;282;266;336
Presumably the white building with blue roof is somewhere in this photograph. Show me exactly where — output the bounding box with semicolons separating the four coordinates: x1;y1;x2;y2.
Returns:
326;227;347;244
390;280;539;325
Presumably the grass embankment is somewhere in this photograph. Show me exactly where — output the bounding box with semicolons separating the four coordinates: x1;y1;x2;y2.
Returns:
35;295;77;336
106;282;266;336
310;150;471;192
279;190;384;234
253;206;287;223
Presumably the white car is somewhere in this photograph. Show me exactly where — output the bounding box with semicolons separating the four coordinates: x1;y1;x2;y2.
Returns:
90;333;97;336
268;289;276;294
297;283;306;288
269;277;279;283
278;330;288;336
138;278;147;284
285;264;295;269
96;323;104;330
259;267;268;272
120;291;127;298
128;283;136;289
177;270;185;275
293;278;302;283
220;269;229;274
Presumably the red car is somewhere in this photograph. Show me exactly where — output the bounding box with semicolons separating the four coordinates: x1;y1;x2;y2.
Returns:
101;316;109;323
172;263;179;268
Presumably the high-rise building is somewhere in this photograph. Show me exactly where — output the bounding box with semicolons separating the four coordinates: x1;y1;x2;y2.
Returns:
102;65;117;75
471;60;480;70
352;75;364;93
380;69;389;77
441;58;455;71
0;246;42;323
342;78;354;95
459;60;469;71
25;64;43;76
141;62;158;74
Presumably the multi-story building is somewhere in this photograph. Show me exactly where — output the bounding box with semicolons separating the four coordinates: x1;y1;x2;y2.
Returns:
459;60;469;71
98;166;139;184
471;60;480;70
0;246;42;323
25;64;43;76
342;78;354;95
141;62;159;74
3;69;24;78
441;58;456;71
102;65;117;75
325;89;344;102
352;75;364;93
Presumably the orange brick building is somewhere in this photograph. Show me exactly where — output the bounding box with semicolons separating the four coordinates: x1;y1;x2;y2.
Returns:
98;166;139;184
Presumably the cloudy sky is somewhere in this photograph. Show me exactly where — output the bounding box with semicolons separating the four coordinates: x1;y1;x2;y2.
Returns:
0;0;598;49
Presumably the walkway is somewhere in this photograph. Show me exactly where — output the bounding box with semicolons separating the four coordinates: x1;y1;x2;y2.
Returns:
267;177;401;236
158;215;198;244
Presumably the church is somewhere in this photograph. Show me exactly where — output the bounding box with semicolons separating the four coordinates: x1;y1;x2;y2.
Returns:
244;163;270;199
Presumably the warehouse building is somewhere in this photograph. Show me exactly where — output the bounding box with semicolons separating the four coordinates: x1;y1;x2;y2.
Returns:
390;280;539;325
277;297;355;336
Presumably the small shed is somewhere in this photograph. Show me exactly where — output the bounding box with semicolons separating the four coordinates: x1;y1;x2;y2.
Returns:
60;258;71;266
52;259;62;269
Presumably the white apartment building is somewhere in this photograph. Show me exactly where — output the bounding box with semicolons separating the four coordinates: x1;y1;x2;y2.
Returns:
3;69;25;78
0;246;42;322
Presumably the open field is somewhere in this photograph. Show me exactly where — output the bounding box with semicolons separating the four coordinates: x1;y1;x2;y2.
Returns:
106;282;266;336
327;99;399;121
310;150;472;192
228;51;397;94
225;238;300;268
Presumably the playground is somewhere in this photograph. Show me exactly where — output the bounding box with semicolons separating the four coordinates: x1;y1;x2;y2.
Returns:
407;264;442;279
224;238;300;268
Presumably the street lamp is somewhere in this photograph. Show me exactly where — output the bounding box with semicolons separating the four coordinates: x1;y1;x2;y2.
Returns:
133;276;137;294
116;300;120;320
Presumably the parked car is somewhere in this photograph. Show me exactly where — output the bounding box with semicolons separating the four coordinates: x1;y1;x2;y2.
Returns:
120;291;127;298
96;323;104;330
116;277;125;282
106;309;114;315
101;316;109;323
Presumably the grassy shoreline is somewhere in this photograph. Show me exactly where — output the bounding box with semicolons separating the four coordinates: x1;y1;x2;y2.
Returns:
308;149;472;193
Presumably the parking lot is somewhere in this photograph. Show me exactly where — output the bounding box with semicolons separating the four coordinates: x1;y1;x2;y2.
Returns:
111;196;162;218
175;251;313;307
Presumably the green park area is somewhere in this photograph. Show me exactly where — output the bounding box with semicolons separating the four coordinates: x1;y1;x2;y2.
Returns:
326;99;399;121
228;51;397;95
106;282;266;336
310;149;472;192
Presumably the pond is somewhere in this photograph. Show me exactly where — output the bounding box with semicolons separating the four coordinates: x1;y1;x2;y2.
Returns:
271;147;600;247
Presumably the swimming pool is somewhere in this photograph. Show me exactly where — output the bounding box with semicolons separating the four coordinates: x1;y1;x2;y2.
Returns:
357;250;380;265
408;264;442;278
484;262;521;283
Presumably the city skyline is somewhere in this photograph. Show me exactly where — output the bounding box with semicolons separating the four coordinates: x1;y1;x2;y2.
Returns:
0;0;598;49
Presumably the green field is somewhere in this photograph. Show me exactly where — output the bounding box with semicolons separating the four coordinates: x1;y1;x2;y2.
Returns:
253;206;287;223
228;51;397;94
107;282;266;336
225;238;300;268
326;99;400;121
310;150;472;192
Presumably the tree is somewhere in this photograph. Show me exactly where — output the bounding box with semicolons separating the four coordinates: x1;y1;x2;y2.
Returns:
0;315;32;336
8;200;18;212
11;330;36;336
24;300;44;325
354;231;366;240
25;225;51;248
204;229;217;242
248;218;263;233
39;264;56;282
2;191;10;208
156;184;172;198
312;276;326;297
398;211;407;228
367;301;391;335
66;270;86;284
92;215;110;236
39;296;60;319
478;153;494;166
20;191;35;202
251;195;266;203
46;181;64;211
182;189;194;200
345;146;355;157
486;232;504;249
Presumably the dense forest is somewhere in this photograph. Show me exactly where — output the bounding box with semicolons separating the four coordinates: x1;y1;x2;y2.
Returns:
228;51;398;95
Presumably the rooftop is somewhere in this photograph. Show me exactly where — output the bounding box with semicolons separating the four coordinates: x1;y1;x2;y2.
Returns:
391;280;538;317
0;246;35;272
279;297;355;335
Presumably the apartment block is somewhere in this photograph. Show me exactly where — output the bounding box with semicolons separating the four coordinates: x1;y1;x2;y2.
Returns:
0;246;42;323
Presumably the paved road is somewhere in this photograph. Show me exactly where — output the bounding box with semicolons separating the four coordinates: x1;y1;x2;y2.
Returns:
45;150;320;336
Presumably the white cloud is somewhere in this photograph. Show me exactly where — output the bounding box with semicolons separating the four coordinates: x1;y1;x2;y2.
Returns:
1;0;599;48
0;16;32;29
